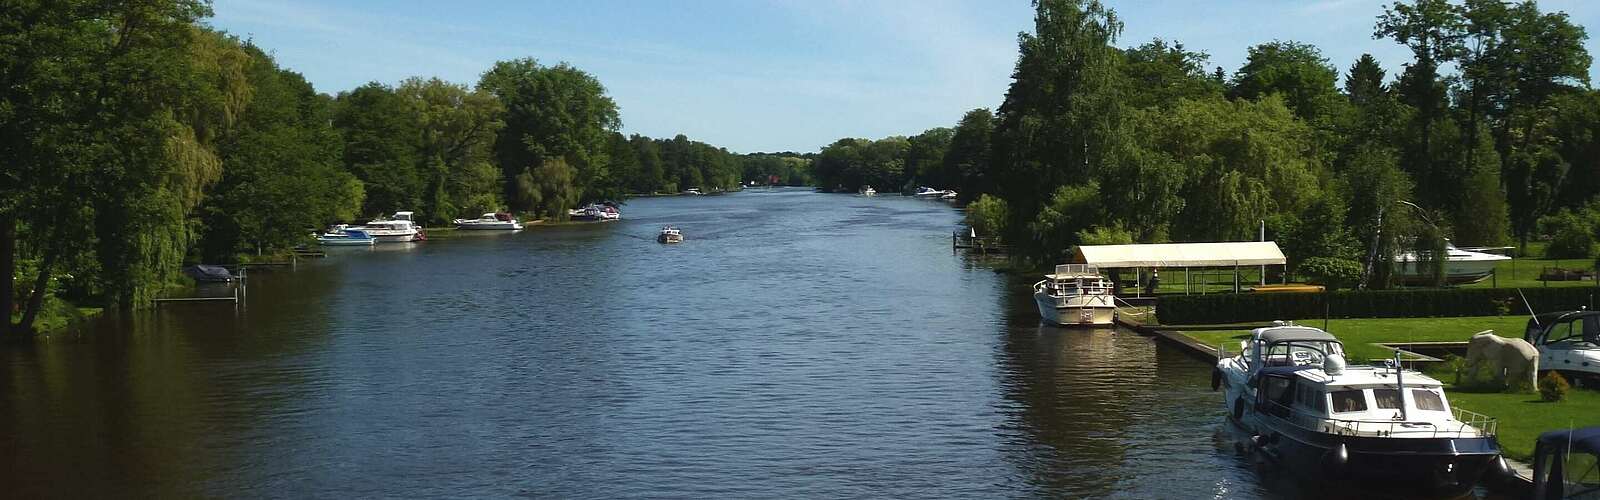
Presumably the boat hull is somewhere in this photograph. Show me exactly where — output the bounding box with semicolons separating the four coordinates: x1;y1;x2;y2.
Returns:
317;237;374;246
370;232;417;242
1033;291;1115;326
456;222;521;230
1393;257;1505;284
1250;420;1501;498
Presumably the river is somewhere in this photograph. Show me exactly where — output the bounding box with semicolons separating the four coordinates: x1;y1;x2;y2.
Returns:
3;189;1318;498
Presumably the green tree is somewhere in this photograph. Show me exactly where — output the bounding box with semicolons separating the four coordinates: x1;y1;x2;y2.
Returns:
478;58;620;209
992;0;1126;255
1120;38;1222;110
1344;54;1388;106
943;108;996;199
200;41;360;259
396;77;505;224
333;82;424;217
1230;40;1342;122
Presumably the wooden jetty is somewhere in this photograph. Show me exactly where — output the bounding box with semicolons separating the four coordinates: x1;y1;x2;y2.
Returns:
952;231;1008;253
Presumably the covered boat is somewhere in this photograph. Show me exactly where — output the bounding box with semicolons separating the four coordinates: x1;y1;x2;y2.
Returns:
1215;323;1505;497
182;265;234;283
1531;427;1600;499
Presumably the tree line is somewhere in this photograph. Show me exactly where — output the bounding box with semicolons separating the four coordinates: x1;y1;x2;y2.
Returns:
815;0;1596;289
1;1;811;335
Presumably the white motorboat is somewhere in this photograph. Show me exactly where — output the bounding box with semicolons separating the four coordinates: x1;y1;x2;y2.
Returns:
859;185;877;196
940;190;958;200
657;225;683;244
912;186;942;197
571;204;620;221
1393;241;1510;284
683;188;704;195
453;212;522;230
1032;264;1117;326
349;211;422;242
1214;323;1504;497
318;228;376;246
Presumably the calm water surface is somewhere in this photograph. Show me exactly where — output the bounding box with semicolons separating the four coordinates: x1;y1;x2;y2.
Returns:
4;189;1297;498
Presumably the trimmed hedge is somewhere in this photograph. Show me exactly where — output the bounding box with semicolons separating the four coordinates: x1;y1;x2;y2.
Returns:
1156;287;1600;325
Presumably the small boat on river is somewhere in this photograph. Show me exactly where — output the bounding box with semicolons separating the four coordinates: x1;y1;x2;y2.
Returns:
1032;264;1116;326
317;228;376;246
859;185;876;196
1215;323;1505;497
453;212;522;230
570;204;620;221
657;226;683;244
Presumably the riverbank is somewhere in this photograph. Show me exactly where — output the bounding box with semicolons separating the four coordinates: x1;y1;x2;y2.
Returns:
9;297;102;336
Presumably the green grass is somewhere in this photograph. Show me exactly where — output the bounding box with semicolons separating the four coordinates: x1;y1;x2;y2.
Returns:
1180;316;1528;362
1445;388;1600;462
1461;254;1597;289
9;298;101;335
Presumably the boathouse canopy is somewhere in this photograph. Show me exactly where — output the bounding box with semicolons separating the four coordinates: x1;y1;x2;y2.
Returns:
1070;241;1286;269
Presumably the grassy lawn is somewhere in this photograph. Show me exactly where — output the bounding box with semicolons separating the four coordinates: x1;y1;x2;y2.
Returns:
1461;254;1598;289
1180;316;1528;362
1445;388;1600;462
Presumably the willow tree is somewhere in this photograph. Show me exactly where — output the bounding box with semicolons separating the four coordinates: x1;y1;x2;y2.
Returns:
1;0;227;332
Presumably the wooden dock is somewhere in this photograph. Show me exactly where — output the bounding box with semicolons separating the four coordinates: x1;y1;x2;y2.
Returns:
952;232;1008;253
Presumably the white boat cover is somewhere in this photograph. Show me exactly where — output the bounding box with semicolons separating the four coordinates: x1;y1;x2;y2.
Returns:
1071;241;1286;268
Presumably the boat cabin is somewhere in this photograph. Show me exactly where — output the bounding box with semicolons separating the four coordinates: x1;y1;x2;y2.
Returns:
1040;264;1112;297
1240;326;1348;372
1526;311;1600;347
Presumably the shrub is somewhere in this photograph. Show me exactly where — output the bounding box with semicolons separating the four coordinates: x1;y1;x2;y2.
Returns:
1155;287;1599;325
1539;371;1570;402
1299;257;1363;291
1540;209;1597;259
965;194;1009;241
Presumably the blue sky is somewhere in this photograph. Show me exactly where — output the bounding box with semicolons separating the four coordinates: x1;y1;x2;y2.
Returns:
209;0;1599;153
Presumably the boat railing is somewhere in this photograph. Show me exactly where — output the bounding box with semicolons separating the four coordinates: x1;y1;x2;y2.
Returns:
1261;400;1496;439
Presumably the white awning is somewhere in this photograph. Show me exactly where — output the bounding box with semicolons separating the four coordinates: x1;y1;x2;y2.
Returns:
1070;241;1286;268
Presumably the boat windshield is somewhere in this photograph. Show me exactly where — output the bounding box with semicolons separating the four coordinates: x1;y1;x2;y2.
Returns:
1260;341;1343;368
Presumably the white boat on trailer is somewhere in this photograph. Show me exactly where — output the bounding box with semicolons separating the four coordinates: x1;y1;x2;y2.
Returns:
454;212;522;230
1032;264;1117;326
1214;323;1506;497
1393;241;1511;284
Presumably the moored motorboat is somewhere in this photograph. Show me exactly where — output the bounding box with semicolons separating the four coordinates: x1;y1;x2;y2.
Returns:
318;228;376;246
454;212;522;230
1215;323;1505;497
1032;264;1117;326
657;225;683;244
1393;241;1511;284
859;185;876;196
570;204;621;221
912;186;942;197
940;190;958;200
349;211;421;242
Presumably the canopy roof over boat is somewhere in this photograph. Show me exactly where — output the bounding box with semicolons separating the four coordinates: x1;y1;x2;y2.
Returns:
1070;241;1286;268
1538;427;1600;456
1255;326;1339;344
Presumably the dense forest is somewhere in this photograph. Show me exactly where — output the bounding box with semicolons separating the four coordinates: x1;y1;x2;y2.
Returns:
0;1;810;335
811;0;1597;290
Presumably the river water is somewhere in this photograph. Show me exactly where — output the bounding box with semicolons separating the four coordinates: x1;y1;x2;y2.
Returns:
3;189;1312;498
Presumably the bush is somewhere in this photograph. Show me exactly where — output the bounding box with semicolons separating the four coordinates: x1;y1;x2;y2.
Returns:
1540;209;1597;259
1539;371;1570;402
1299;257;1363;291
1155;287;1599;325
965;194;1009;240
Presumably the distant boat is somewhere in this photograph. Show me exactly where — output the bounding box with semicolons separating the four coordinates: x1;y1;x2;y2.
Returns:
912;186;942;197
657;225;683;244
318;228;376;246
454;212;522;230
348;211;421;242
570;204;620;221
940;190;958;200
859;185;876;196
1393;241;1511;284
683;188;704;196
